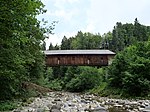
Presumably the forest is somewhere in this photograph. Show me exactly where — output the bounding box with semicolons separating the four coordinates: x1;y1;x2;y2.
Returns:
0;0;150;111
45;18;150;97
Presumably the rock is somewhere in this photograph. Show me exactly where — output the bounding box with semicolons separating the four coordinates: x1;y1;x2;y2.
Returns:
85;106;107;112
140;104;146;108
91;106;107;112
68;102;75;107
51;104;61;110
139;107;145;111
81;99;91;104
131;101;138;105
114;104;123;108
13;91;150;112
51;109;61;112
37;108;44;112
142;105;150;112
54;98;61;101
145;103;150;106
44;106;50;111
47;104;53;109
13;111;20;112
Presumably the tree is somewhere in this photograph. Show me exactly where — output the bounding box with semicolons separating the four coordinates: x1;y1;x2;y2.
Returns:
54;44;60;50
111;22;126;52
0;0;51;100
133;18;148;41
109;19;150;52
70;31;103;49
102;32;113;49
61;36;70;49
42;41;46;50
65;66;101;92
49;42;54;50
108;41;150;96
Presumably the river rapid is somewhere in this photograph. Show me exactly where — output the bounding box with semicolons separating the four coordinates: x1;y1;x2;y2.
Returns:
13;91;150;112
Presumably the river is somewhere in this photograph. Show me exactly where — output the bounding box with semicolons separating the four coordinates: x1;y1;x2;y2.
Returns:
13;91;150;112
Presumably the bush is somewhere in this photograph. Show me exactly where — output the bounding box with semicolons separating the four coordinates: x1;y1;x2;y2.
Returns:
90;82;107;94
45;79;63;91
0;101;18;111
108;41;150;97
65;66;101;92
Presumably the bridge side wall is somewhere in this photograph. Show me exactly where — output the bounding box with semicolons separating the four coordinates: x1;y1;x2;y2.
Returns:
45;54;109;66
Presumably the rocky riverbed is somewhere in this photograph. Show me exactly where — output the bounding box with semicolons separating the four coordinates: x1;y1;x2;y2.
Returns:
13;91;150;112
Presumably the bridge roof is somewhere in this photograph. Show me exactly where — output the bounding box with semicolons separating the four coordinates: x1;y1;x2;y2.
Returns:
44;50;115;55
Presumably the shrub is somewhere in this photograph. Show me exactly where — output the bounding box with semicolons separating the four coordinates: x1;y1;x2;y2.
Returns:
0;101;18;111
65;66;101;92
108;41;150;96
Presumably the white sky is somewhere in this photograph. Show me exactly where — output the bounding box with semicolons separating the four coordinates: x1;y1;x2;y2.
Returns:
38;0;150;48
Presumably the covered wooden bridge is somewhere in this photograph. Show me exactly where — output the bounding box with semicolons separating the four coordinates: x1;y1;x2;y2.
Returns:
44;50;115;66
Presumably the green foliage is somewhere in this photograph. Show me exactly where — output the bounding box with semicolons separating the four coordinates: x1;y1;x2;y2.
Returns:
61;36;72;49
45;67;54;81
108;41;150;96
52;66;68;78
0;0;52;100
90;82;108;95
45;66;105;92
21;89;39;100
49;43;54;50
43;67;64;91
51;18;150;53
63;66;79;84
45;79;63;91
0;101;18;111
65;66;101;92
90;68;111;96
59;31;102;50
111;19;150;52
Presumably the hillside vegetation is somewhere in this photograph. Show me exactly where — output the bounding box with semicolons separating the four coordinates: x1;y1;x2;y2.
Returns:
46;19;150;97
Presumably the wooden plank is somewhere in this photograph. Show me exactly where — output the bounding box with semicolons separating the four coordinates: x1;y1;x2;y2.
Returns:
45;54;112;66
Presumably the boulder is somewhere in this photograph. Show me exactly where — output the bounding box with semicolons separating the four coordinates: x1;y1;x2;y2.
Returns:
142;105;150;112
51;109;61;112
85;106;107;112
51;104;62;110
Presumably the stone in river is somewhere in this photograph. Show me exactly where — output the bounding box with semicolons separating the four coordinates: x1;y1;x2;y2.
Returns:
85;106;107;112
51;109;61;112
51;104;62;110
142;105;150;112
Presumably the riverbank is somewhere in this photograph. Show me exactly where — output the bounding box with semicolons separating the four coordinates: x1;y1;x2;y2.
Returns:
13;91;150;112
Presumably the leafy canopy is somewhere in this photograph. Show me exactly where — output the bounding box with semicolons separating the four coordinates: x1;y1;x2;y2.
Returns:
108;41;150;96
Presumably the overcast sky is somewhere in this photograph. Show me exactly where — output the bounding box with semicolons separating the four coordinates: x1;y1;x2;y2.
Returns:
38;0;150;48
